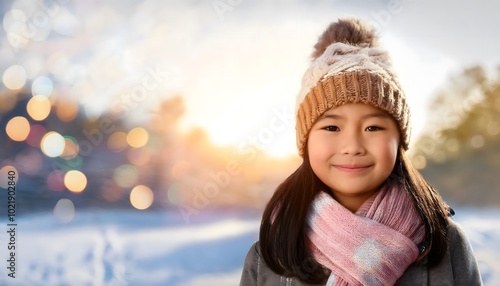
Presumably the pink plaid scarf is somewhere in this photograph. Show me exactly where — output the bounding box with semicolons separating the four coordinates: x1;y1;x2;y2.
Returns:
306;186;426;286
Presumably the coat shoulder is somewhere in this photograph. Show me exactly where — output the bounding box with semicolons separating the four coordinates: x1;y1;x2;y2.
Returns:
240;241;260;286
444;218;483;285
239;241;316;286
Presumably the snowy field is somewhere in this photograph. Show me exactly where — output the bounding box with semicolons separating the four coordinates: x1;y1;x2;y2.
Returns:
0;207;498;285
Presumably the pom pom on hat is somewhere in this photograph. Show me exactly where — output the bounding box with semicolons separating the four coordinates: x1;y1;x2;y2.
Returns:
295;17;411;156
312;17;378;59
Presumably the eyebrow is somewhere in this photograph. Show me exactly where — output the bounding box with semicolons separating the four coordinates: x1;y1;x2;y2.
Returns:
319;111;391;120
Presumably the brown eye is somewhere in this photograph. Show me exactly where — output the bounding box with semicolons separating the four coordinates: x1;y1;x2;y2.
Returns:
366;126;383;132
324;126;340;132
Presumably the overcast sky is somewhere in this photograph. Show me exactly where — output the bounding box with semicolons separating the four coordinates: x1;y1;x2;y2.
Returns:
2;0;499;157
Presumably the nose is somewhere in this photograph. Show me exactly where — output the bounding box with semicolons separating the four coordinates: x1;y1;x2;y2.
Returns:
339;129;366;156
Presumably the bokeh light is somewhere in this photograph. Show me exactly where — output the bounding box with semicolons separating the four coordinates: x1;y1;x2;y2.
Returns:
470;135;484;148
53;198;75;224
412;154;427;170
61;136;79;160
26;124;47;147
41;131;65;157
64;170;87;193
55;100;79;122
113;164;138;188
2;65;27;90
47;171;65;192
27;95;52;121
32;76;53;97
126;127;149;148
6;116;30;141
107;131;128;152
130;185;154;210
0;165;19;188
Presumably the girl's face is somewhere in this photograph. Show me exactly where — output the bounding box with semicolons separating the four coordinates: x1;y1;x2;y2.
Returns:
307;103;400;212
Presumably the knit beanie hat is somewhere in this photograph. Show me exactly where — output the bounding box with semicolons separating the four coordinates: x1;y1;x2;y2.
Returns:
295;17;411;156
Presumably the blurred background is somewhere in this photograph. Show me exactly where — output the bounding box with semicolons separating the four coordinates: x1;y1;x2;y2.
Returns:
0;0;499;285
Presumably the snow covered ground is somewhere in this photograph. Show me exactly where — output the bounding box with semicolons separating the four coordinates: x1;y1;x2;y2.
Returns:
0;207;498;285
452;208;500;285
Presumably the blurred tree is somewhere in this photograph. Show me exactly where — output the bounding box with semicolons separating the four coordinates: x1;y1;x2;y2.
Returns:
412;65;500;206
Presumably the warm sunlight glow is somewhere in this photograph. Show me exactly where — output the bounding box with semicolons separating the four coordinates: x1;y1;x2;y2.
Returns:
41;131;65;157
189;101;298;158
27;95;52;121
2;65;26;90
130;185;154;210
6;116;30;141
64;170;87;193
53;198;75;224
126;127;149;148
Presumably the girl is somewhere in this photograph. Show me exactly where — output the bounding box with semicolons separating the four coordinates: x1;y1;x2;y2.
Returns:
240;18;482;285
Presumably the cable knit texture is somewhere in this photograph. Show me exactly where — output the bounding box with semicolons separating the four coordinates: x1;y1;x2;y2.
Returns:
295;18;410;155
306;186;426;286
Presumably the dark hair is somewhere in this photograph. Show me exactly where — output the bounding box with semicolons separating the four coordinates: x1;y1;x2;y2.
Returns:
259;145;450;284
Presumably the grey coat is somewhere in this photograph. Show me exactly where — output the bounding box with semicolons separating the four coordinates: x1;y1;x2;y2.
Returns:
240;219;482;286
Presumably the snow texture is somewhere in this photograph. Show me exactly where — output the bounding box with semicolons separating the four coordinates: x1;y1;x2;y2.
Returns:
0;207;498;285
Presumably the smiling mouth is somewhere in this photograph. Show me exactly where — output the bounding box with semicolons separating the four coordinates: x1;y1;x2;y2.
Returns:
333;165;372;173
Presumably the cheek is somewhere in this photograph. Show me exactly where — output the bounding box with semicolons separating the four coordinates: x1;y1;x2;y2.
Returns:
307;134;332;172
377;137;399;170
308;133;336;158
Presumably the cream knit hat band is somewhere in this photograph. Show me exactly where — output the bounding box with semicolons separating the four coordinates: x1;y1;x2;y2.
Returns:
295;21;411;156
